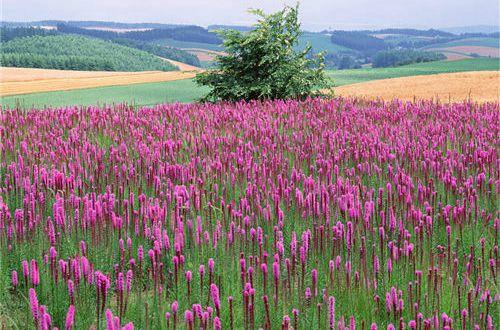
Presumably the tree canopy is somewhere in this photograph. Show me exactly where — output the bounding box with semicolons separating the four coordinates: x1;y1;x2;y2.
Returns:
195;5;331;102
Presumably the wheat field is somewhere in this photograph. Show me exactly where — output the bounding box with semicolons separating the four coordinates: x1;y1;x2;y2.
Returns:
331;71;500;103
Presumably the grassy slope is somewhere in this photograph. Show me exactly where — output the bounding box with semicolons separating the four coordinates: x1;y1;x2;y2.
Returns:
2;58;498;109
297;32;352;53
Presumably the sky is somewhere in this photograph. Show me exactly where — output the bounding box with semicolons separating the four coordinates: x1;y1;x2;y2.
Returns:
2;0;499;31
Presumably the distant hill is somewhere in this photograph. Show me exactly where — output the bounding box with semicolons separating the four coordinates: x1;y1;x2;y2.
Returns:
56;23;222;45
440;25;499;34
1;20;181;30
368;28;454;37
1;34;178;71
3;20;499;71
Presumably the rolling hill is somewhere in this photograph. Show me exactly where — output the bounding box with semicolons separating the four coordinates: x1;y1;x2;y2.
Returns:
1;34;178;71
423;37;500;59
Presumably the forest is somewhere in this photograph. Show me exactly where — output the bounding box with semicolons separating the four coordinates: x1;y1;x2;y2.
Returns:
0;26;57;42
1;34;178;71
1;26;200;69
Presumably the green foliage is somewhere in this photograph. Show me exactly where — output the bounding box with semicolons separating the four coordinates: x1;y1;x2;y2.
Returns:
1;53;116;71
1;34;177;71
372;49;446;68
324;53;363;70
195;5;332;102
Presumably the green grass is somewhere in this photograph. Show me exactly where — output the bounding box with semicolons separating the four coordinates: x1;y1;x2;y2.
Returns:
151;38;224;51
327;58;500;86
2;58;498;109
297;32;353;54
1;79;208;109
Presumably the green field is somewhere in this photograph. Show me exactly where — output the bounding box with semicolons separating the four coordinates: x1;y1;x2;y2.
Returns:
423;37;500;49
328;58;500;85
297;32;353;53
2;58;498;109
1;79;208;109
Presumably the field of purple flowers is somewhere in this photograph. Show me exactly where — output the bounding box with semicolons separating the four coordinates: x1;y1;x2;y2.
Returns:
0;98;498;329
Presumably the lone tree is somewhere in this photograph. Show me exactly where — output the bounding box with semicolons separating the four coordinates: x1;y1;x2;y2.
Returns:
195;5;331;102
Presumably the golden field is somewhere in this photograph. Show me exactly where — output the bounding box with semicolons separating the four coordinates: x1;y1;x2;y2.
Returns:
331;71;500;103
429;46;499;58
0;67;199;96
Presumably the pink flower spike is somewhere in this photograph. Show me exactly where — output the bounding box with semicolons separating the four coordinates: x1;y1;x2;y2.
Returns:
65;305;75;330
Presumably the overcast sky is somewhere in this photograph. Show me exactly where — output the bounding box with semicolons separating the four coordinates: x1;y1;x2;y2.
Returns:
2;0;499;31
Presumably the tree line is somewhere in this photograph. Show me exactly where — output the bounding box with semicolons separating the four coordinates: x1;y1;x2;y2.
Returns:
0;27;57;42
372;49;446;68
57;24;221;44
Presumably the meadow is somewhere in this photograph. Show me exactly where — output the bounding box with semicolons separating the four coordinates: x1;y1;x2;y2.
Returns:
296;32;352;53
1;79;206;109
0;98;498;329
2;58;498;109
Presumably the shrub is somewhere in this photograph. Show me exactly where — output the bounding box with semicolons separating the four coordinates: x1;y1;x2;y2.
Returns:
195;5;331;102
